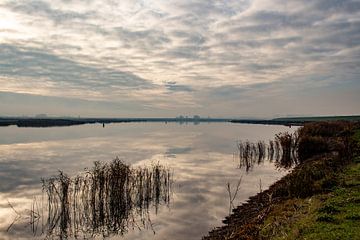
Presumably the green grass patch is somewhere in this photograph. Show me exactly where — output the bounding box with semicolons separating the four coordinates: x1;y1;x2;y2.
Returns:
260;162;360;240
353;129;360;143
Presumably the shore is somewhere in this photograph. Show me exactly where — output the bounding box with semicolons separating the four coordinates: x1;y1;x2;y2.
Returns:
0;117;229;127
204;122;360;240
2;115;359;128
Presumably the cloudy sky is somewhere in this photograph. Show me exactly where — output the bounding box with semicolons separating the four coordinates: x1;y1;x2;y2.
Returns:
0;0;359;118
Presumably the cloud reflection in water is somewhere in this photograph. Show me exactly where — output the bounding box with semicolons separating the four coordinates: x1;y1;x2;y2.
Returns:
0;123;297;239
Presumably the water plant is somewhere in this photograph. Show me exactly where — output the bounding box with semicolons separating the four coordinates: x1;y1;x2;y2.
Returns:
237;121;356;172
237;132;298;172
30;158;172;238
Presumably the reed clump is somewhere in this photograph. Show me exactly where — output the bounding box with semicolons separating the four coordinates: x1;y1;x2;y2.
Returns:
237;121;355;173
274;132;299;168
270;121;357;198
237;141;266;172
205;122;359;240
33;158;172;238
237;132;298;172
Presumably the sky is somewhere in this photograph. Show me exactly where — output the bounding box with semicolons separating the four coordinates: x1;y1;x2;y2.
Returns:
0;0;359;118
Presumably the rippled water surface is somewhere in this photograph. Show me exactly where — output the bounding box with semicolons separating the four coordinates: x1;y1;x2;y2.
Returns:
0;122;297;240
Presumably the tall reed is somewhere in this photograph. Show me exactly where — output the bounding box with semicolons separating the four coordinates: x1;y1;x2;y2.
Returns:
237;121;356;172
32;158;172;238
237;132;299;172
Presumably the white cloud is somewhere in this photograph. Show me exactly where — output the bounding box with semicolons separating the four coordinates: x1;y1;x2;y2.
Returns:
0;0;359;116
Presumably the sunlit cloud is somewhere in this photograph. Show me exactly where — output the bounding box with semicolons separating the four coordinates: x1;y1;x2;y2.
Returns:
0;0;359;116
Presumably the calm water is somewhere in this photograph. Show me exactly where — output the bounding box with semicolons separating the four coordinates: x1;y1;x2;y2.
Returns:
0;122;296;240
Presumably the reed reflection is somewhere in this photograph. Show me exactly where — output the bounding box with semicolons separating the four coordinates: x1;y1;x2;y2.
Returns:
237;132;299;172
27;158;172;239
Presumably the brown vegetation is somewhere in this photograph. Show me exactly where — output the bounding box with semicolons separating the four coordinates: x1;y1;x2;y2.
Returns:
205;121;358;240
30;158;172;238
237;132;298;172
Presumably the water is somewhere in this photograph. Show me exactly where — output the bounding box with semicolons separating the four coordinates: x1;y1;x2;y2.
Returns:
0;122;296;240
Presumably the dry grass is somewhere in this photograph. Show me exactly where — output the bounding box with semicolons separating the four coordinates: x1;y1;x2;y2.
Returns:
31;158;172;238
237;121;355;172
237;132;298;172
206;121;359;240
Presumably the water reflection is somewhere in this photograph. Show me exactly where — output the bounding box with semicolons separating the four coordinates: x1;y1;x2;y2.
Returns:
237;132;299;172
0;123;297;240
19;159;171;239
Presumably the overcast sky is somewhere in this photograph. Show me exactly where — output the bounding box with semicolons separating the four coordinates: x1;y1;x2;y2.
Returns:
0;0;359;118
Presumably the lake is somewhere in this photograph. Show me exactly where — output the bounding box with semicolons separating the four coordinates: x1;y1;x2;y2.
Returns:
0;122;296;240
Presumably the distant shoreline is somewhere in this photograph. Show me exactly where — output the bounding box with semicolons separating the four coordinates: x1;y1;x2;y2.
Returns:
0;117;230;127
0;115;359;128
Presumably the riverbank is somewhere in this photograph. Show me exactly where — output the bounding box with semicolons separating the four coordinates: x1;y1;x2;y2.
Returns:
204;121;360;240
0;117;230;127
1;115;359;128
260;161;360;239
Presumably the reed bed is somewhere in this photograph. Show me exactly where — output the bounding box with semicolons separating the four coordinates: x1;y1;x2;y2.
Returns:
237;132;299;172
237;121;355;172
205;122;359;240
32;158;172;238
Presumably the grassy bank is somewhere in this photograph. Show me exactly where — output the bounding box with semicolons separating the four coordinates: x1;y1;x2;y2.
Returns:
204;122;360;240
260;129;360;239
273;115;360;122
260;161;360;239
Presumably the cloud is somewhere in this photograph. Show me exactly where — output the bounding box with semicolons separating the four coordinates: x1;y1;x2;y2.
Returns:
0;0;359;116
0;44;155;99
114;27;171;50
165;147;193;155
164;82;194;92
2;0;94;24
314;0;360;13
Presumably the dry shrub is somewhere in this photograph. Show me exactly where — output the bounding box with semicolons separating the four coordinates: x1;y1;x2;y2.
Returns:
268;154;339;199
298;136;329;162
297;121;355;163
298;121;352;138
